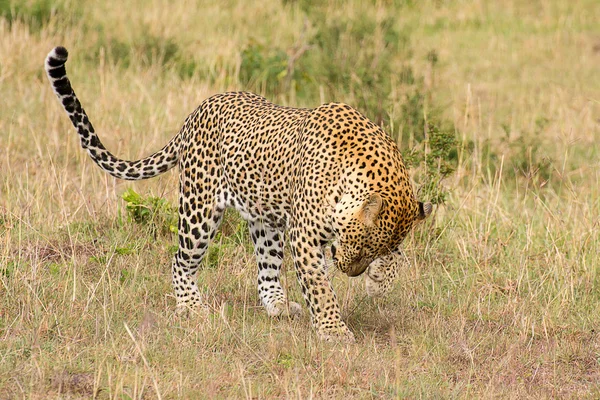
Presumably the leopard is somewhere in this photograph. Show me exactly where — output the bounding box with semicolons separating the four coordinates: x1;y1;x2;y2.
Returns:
45;46;431;343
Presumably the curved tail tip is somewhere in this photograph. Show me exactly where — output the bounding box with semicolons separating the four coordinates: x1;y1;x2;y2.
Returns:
45;46;69;68
53;46;69;59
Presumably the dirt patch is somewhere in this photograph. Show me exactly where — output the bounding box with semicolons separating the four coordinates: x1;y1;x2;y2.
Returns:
50;371;97;397
14;239;98;265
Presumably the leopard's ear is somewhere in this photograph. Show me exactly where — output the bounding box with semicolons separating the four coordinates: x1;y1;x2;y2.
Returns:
417;201;432;220
358;193;383;227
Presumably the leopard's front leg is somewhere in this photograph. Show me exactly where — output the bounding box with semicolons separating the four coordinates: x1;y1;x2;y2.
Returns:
289;225;355;343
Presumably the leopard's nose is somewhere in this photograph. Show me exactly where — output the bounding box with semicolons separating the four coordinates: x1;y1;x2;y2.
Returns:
346;258;371;277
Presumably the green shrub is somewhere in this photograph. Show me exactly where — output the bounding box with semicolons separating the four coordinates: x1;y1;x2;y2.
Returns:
0;0;80;32
85;30;198;79
121;188;177;236
0;0;54;30
404;123;458;204
239;43;290;94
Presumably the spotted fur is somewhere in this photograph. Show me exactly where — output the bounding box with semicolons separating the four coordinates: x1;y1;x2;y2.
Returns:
45;47;431;342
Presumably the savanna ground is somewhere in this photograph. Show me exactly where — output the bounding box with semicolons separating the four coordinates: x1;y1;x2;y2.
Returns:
1;0;599;398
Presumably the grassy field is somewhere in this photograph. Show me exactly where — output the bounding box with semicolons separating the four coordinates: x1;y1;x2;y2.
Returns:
1;0;600;398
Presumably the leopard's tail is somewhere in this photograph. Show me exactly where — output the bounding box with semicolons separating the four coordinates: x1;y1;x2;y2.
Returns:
45;46;181;180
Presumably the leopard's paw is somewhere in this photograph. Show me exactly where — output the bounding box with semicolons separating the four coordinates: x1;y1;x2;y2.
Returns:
266;301;303;318
174;298;209;318
317;323;356;344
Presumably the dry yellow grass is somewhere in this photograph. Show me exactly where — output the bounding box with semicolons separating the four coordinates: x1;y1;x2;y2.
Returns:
1;0;599;398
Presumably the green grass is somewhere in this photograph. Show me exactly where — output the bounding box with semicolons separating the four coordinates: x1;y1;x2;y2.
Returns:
1;0;600;398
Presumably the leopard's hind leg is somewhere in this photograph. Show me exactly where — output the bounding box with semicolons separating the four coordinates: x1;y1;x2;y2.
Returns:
172;134;224;315
249;221;302;317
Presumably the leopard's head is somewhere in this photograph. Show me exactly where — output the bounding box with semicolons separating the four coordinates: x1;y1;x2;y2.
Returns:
331;191;431;278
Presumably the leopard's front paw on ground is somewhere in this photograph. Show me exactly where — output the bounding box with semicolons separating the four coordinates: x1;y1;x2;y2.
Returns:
364;253;403;297
365;274;388;297
266;301;303;318
317;324;356;344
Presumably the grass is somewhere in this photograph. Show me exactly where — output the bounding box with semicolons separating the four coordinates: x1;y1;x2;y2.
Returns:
1;0;600;398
